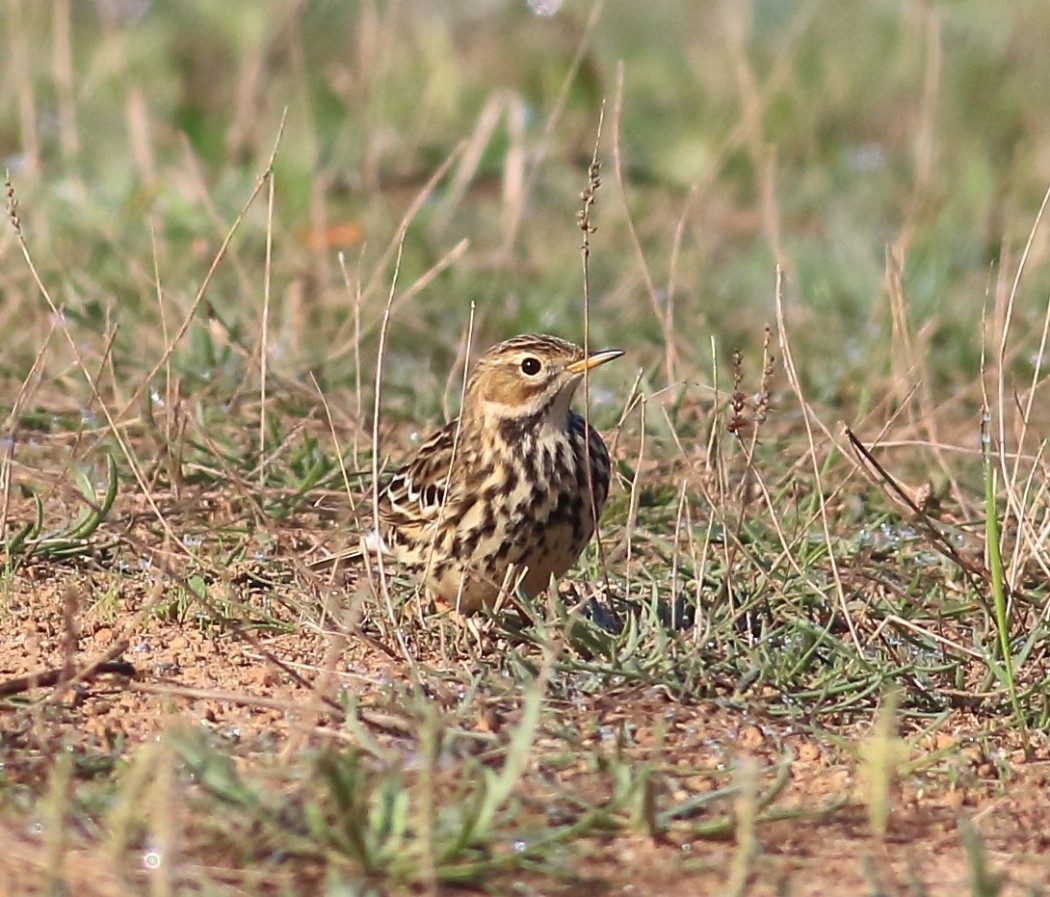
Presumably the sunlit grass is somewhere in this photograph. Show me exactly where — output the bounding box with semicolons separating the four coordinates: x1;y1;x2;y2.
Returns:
1;1;1049;894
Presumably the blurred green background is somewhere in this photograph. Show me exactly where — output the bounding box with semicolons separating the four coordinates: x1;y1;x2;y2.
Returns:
2;0;1048;421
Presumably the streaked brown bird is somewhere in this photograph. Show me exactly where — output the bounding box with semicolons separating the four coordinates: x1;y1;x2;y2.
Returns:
366;333;622;613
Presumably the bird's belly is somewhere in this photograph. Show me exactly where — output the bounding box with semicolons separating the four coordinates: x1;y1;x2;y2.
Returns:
516;518;592;597
419;487;595;612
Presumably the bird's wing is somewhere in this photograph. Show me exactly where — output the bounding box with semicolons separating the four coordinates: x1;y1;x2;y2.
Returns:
378;420;461;531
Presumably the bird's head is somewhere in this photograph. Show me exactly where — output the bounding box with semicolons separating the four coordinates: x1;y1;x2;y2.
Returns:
463;334;622;431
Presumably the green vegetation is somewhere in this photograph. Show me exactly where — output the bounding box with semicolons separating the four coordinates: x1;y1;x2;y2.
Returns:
2;1;1050;893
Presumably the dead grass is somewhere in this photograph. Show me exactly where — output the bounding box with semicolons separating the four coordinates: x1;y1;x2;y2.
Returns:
2;2;1050;894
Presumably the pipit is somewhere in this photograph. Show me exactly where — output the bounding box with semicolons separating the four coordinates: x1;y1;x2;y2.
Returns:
366;333;622;613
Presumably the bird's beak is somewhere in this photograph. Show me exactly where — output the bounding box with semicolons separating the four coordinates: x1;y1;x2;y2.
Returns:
566;348;624;374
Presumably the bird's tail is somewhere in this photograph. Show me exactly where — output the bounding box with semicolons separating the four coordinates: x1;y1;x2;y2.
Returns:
306;529;385;572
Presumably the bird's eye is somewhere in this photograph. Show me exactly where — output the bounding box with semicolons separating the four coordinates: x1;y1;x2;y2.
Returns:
520;356;542;376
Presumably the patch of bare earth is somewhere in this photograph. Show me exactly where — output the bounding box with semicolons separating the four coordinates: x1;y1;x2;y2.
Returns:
3;560;1050;895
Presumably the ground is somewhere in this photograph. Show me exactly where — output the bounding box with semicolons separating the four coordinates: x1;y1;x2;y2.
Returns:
4;2;1050;894
4;543;1050;894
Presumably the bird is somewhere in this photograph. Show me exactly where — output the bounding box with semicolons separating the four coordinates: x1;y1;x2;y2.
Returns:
365;333;623;613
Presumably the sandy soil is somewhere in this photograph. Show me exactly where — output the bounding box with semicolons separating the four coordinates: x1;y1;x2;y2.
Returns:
3;550;1050;895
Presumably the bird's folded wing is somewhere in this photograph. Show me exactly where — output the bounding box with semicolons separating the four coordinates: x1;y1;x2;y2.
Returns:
379;421;460;528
